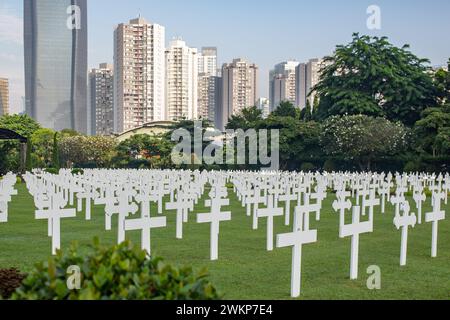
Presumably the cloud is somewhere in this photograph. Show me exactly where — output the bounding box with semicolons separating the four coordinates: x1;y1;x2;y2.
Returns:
0;6;23;45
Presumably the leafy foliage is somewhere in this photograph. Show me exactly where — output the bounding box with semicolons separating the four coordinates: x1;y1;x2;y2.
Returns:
0;114;41;138
226;106;263;130
114;134;174;169
59;136;117;168
313;33;437;126
29;128;56;168
0;114;41;174
415;104;450;157
272;101;298;118
320;115;411;170
11;240;220;300
258;109;322;170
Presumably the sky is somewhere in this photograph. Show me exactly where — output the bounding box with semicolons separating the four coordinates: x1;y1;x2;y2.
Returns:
1;0;450;114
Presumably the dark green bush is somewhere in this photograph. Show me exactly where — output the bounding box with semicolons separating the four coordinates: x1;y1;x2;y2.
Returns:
71;168;85;175
404;161;422;173
44;168;59;175
301;162;316;172
323;159;336;172
11;240;220;300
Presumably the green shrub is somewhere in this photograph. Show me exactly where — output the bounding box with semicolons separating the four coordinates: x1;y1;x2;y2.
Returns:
44;168;59;175
323;159;336;172
71;168;84;175
404;161;421;173
301;162;316;172
11;239;220;300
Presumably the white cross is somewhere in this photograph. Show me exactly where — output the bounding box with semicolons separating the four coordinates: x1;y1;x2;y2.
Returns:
77;184;97;221
257;193;284;251
393;201;417;266
310;186;326;220
341;206;373;280
245;186;266;230
124;214;166;256
166;190;192;239
425;191;446;258
390;191;405;217
279;188;297;226
443;176;449;205
197;196;231;261
332;191;352;237
35;192;76;255
413;189;426;225
276;206;317;298
296;193;320;231
363;189;380;221
105;192;139;244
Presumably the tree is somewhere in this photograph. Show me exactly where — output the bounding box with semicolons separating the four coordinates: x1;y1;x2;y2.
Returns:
226;107;263;130
311;96;320;121
0;114;41;138
272;101;298;118
320;115;411;171
52;132;60;169
114;134;174;169
313;33;437;126
257;116;322;171
300;101;312;122
0;114;41;174
415;104;450;157
59;136;117;168
30;128;56;168
25;139;33;171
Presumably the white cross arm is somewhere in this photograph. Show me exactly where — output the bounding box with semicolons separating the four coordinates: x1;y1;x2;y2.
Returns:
332;199;352;212
257;207;283;218
277;230;318;248
426;211;445;223
340;220;372;238
394;215;417;230
197;211;232;224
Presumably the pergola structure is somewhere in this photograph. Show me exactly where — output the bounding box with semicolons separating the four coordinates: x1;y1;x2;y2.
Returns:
0;128;28;173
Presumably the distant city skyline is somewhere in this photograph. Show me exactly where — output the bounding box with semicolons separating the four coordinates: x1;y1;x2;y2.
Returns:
2;0;450;114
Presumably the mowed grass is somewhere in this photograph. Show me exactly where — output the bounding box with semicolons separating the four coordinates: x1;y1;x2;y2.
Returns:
0;182;449;300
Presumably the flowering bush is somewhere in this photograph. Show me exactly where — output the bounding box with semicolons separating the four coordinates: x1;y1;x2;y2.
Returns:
59;136;117;168
320;115;411;170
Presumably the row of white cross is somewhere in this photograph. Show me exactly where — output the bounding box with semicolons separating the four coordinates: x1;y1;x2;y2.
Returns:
0;173;17;223
13;169;450;298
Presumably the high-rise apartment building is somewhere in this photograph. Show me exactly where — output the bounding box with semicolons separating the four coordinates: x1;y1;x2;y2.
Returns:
198;47;218;76
221;59;258;130
114;17;166;133
256;97;270;119
296;58;329;109
24;0;88;132
269;61;299;111
89;63;114;136
165;39;198;121
0;78;9;116
197;47;218;123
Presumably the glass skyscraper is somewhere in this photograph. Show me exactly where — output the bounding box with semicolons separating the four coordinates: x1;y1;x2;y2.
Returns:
24;0;88;133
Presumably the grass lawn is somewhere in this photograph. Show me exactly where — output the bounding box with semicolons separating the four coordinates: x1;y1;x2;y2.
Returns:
1;182;449;300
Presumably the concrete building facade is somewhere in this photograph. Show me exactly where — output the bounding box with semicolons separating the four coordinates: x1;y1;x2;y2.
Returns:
89;63;114;136
114;17;166;133
0;78;9;116
221;58;258;130
165;39;198;121
269;61;299;112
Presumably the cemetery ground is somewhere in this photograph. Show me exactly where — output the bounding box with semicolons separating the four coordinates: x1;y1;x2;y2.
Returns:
1;181;449;300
